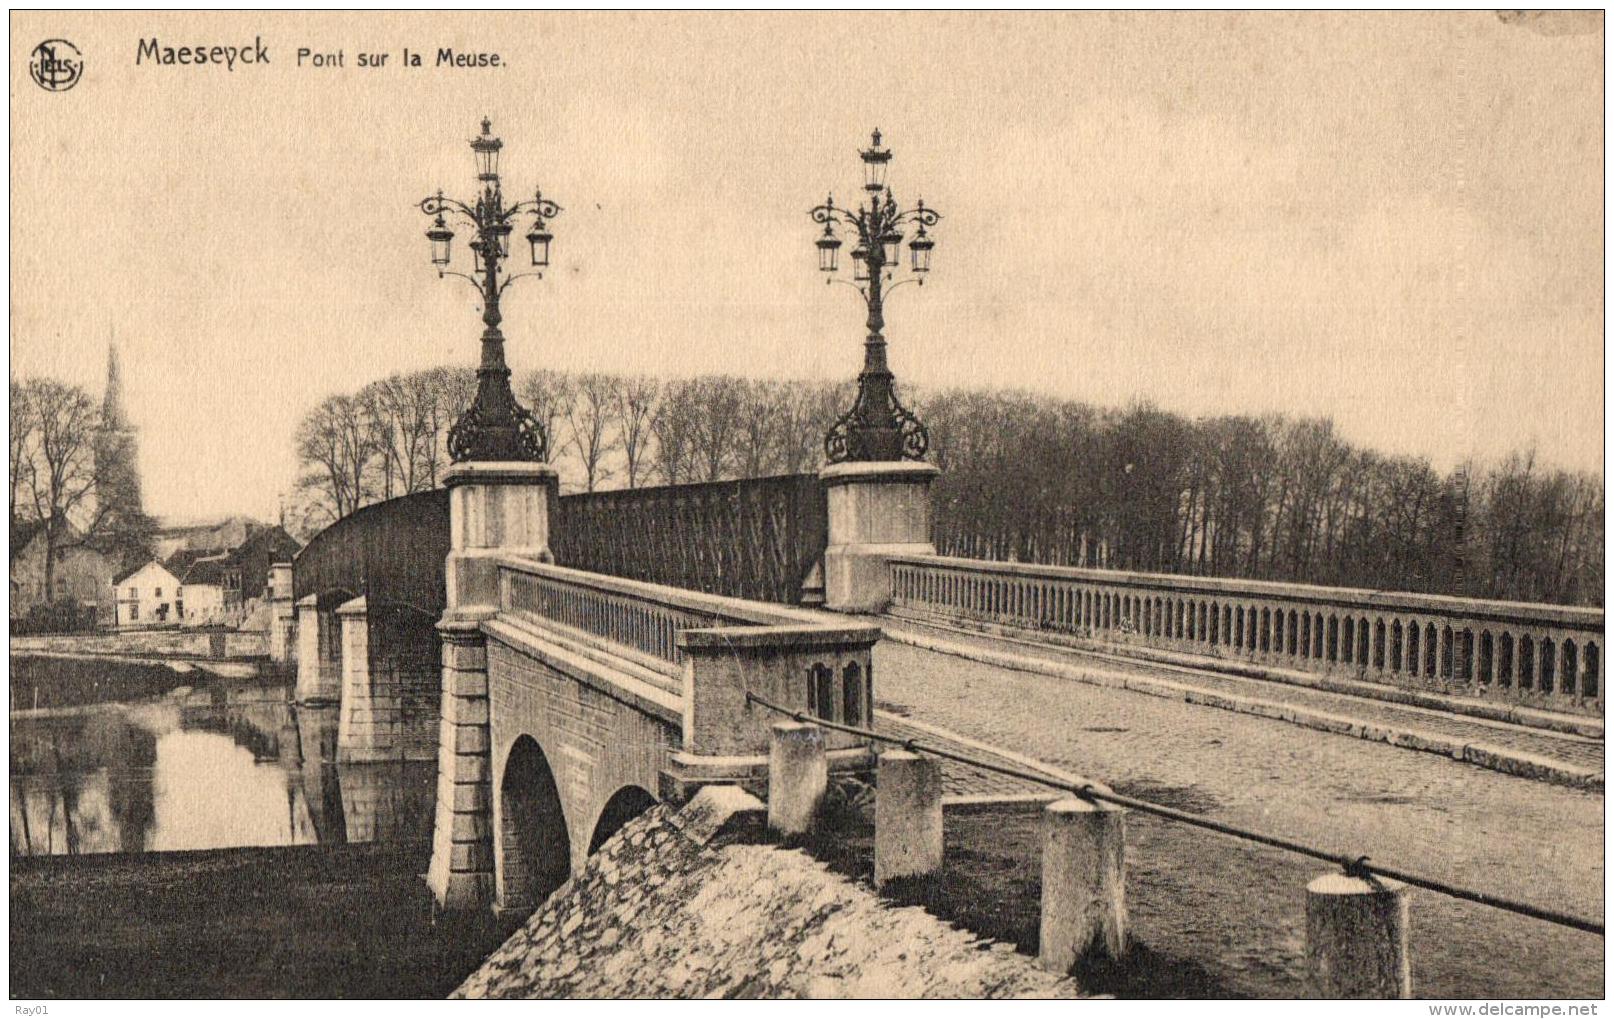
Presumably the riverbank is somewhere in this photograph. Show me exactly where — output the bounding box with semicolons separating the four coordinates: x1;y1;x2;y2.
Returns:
10;842;513;998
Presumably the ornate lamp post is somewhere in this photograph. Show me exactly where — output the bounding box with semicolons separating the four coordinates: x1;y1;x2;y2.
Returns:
419;117;562;463
810;129;941;463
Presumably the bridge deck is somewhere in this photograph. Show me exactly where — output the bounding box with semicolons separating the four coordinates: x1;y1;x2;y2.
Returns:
864;626;1603;998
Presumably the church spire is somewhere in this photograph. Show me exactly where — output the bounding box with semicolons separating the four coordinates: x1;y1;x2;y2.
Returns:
103;336;129;431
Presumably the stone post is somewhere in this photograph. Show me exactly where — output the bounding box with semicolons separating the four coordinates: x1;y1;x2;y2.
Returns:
874;749;943;888
267;562;296;664
1038;797;1127;972
767;721;827;839
427;460;558;912
294;594;340;704
819;461;940;614
1305;873;1412;999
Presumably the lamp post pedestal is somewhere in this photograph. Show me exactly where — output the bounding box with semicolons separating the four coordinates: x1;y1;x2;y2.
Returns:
819;460;939;613
441;461;560;615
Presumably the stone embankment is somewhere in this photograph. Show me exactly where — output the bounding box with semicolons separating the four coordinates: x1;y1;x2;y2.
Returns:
13;628;267;660
454;789;1084;999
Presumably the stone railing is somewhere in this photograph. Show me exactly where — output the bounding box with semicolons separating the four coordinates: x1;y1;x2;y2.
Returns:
494;556;882;756
888;555;1604;716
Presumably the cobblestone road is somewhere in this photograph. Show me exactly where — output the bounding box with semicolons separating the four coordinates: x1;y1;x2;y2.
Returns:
870;636;1605;998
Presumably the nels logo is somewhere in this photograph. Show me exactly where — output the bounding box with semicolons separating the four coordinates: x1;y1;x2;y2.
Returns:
30;39;82;92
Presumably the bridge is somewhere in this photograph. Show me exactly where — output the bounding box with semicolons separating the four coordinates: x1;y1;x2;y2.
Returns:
266;439;1604;992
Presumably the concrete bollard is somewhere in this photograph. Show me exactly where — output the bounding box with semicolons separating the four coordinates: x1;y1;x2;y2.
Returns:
1038;797;1126;972
767;721;827;840
874;750;944;887
1305;872;1412;998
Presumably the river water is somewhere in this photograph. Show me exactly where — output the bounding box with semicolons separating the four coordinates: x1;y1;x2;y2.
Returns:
9;656;436;858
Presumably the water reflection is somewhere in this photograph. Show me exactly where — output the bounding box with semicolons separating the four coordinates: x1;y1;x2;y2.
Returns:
10;663;435;858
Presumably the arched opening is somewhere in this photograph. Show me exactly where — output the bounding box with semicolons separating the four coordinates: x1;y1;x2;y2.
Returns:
1499;633;1515;687
1391;621;1404;673
1478;631;1493;685
1406;621;1420;676
1288;610;1299;656
1584;642;1599;698
842;662;867;725
1520;636;1535;689
1260;608;1271;652
1373;619;1387;671
588;785;657;855
1341;617;1355;664
1423;623;1437;678
499;735;572;914
1563;640;1579;698
1540;638;1556;694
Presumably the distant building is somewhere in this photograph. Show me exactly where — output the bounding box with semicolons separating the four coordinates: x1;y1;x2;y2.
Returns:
149;523;303;627
9;518;117;622
112;560;182;627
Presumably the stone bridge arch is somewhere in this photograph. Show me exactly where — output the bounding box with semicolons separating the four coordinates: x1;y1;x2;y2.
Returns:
588;784;658;854
495;734;572;914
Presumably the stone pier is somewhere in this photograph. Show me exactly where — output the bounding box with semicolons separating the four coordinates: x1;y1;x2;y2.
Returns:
426;460;558;911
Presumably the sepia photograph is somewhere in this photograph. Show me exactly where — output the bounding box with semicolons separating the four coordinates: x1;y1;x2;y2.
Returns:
6;9;1606;1004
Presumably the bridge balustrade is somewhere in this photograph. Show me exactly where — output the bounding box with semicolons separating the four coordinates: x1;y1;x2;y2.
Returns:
493;555;882;757
888;554;1604;716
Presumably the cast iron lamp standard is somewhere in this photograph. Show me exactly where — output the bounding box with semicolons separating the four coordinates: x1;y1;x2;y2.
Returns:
811;130;945;615
421;119;567;911
419;117;562;462
810;129;941;463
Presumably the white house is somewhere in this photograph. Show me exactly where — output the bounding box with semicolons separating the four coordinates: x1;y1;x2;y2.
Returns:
178;553;234;626
112;560;182;627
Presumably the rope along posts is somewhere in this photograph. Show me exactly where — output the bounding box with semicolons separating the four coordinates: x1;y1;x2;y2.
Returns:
743;691;1604;937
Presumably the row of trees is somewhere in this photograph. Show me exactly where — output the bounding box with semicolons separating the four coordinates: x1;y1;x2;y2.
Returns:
10;377;153;596
924;392;1603;606
290;367;853;530
292;368;1603;606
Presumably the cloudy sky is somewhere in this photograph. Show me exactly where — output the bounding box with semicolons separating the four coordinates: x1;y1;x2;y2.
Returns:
10;11;1603;521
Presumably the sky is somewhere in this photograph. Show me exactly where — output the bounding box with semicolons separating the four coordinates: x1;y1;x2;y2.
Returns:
9;11;1604;522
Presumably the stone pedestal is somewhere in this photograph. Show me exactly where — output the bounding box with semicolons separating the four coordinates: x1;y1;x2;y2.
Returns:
1305;873;1411;998
820;460;940;614
874;750;944;887
442;461;559;613
267;562;296;664
767;721;827;840
427;460;557;912
1038;797;1127;972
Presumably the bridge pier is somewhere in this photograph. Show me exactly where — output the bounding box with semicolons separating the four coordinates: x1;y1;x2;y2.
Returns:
820;461;940;614
427;460;558;912
294;594;342;704
267;562;296;665
427;619;496;909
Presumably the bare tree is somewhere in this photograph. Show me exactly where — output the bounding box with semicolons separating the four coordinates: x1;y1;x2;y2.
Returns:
294;394;375;520
10;379;36;524
614;375;661;488
16;379;114;598
566;373;621;493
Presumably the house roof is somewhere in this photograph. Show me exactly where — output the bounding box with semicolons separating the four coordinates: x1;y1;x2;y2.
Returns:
162;546;217;577
113;559;181;587
181;554;230;587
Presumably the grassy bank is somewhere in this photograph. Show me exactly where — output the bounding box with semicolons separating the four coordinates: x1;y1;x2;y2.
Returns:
9;654;196;712
10;842;514;998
